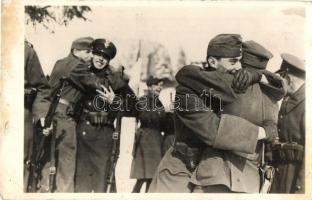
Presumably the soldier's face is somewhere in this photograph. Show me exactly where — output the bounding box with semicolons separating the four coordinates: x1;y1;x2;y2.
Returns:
92;54;110;69
216;57;242;72
207;56;242;72
74;49;92;62
150;82;163;95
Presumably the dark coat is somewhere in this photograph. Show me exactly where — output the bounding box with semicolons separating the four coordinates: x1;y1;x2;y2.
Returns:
37;55;122;192
24;41;50;191
130;94;166;179
271;84;305;193
75;65;136;192
151;65;282;193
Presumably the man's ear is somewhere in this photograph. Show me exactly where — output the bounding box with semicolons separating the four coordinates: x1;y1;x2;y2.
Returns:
207;56;217;68
72;48;79;57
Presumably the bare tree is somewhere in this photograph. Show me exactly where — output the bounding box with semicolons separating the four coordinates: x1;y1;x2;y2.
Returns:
25;6;92;32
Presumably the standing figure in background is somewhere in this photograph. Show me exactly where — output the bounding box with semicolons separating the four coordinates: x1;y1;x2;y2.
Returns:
130;76;166;193
270;53;305;193
74;38;136;192
24;40;51;192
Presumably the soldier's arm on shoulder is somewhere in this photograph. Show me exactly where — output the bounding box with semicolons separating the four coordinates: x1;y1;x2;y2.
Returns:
260;70;287;101
176;65;238;103
69;62;102;91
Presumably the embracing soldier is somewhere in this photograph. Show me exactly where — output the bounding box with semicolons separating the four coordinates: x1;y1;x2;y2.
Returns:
149;34;285;193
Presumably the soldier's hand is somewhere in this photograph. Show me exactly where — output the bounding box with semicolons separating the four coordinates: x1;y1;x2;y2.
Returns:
231;68;262;93
96;85;115;104
39;118;53;136
262;121;278;143
262;70;288;95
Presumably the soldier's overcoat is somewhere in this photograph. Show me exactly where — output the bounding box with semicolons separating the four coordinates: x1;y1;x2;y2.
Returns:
271;84;305;193
130;94;166;179
149;65;282;193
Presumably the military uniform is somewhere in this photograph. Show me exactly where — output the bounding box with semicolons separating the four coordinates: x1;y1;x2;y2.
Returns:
149;36;283;193
270;54;305;193
24;41;50;191
48;37;93;88
129;77;165;192
130;94;165;178
74;39;136;192
74;66;135;192
37;38;98;192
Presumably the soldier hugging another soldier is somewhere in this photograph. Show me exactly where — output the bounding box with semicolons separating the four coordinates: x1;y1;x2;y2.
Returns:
25;33;305;194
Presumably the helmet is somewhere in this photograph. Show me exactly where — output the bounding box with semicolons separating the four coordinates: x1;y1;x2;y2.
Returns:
91;38;117;59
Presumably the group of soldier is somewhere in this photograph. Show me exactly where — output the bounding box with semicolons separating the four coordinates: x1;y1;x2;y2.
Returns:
24;33;305;194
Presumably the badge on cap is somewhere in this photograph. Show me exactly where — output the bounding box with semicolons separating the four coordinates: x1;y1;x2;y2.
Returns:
104;40;111;48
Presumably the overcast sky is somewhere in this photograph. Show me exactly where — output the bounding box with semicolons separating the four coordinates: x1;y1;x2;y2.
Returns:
25;4;306;75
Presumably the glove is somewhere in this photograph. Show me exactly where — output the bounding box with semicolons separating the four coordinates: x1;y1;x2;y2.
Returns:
231;68;262;93
263;121;278;143
262;70;285;88
262;70;288;95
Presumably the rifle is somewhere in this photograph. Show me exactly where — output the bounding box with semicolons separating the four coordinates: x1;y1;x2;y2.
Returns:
48;120;57;192
26;77;68;192
104;112;122;192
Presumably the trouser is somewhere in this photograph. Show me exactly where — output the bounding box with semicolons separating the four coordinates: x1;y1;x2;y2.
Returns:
132;179;152;193
24;109;33;192
39;111;77;192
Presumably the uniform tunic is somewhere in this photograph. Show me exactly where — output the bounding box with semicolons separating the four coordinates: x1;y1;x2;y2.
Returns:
37;57;107;192
271;84;305;193
74;66;135;192
149;65;283;193
24;41;50;191
130;94;165;179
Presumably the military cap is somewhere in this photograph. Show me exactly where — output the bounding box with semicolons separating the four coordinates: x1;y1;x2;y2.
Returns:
207;34;242;58
146;76;163;86
92;38;117;60
276;53;305;77
242;40;273;69
71;37;94;50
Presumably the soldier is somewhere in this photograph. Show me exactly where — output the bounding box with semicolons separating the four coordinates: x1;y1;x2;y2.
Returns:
35;37;101;192
24;40;50;192
130;76;166;193
270;53;305;193
149;34;282;193
48;37;94;88
74;38;136;192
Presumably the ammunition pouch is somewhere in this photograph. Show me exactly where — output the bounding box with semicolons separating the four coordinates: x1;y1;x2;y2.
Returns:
172;142;202;172
24;88;37;110
272;142;304;163
82;109;111;127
